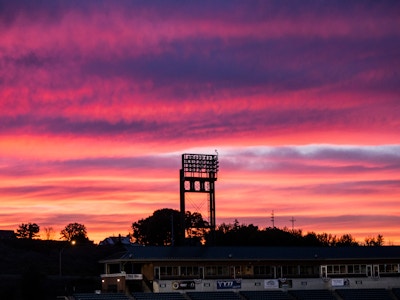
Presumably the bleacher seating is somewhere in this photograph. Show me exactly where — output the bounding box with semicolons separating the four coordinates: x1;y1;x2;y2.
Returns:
335;288;392;300
186;291;242;300
392;288;400;299
132;292;186;300
289;289;336;300
74;289;400;300
73;293;131;300
240;290;292;300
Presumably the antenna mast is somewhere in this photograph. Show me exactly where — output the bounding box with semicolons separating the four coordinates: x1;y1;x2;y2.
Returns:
271;210;275;228
289;216;296;231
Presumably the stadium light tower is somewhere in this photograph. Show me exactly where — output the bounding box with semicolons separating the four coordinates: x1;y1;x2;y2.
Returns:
179;152;219;244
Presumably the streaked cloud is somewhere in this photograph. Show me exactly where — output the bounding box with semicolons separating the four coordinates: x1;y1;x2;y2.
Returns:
0;0;399;243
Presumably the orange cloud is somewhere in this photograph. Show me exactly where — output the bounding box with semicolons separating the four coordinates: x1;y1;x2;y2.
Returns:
1;1;399;244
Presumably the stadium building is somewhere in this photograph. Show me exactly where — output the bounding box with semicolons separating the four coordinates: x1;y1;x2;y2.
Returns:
98;245;400;299
90;153;400;299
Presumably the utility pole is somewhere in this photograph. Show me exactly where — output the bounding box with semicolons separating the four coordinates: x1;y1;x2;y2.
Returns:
171;213;174;246
289;217;296;231
271;210;275;228
59;240;76;277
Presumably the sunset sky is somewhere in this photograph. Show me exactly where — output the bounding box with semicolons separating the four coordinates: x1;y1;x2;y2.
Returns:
1;1;399;244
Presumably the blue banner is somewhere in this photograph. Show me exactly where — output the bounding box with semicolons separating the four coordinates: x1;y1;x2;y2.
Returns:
217;279;241;289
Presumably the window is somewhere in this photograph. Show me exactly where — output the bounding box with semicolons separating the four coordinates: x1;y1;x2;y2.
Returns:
254;265;264;274
325;264;384;276
108;264;120;274
254;265;274;277
300;265;316;276
235;266;242;276
217;266;229;276
379;264;399;274
180;266;200;277
205;265;230;277
206;266;216;276
160;266;178;277
326;265;350;275
333;265;340;274
360;265;366;274
282;265;298;276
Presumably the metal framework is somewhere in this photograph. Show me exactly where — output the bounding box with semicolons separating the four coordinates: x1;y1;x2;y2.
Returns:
180;153;219;244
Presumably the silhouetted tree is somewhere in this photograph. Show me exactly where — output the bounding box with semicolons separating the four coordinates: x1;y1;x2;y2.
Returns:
208;220;366;247
316;232;338;246
262;227;304;246
185;211;209;244
43;226;55;240
365;234;384;246
303;232;323;246
60;222;88;242
209;220;260;246
16;223;40;239
132;209;181;246
336;234;359;246
131;211;383;247
132;209;208;246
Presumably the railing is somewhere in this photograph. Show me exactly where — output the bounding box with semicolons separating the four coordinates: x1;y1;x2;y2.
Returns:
101;272;143;280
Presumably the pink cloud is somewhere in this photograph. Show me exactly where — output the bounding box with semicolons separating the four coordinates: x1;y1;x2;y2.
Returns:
1;1;399;244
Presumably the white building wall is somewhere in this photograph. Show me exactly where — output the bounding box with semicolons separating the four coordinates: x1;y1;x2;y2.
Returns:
154;277;400;293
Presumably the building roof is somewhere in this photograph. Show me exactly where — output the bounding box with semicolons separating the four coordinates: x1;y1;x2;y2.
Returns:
100;245;400;263
99;236;132;246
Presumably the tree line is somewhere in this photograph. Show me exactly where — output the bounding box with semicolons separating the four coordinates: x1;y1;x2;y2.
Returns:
15;222;90;243
13;208;384;247
132;208;384;247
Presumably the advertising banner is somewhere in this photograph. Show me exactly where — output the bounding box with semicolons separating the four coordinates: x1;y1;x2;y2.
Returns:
278;279;292;288
125;274;143;280
264;279;279;289
172;281;196;290
331;278;349;287
217;279;242;289
331;278;344;286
